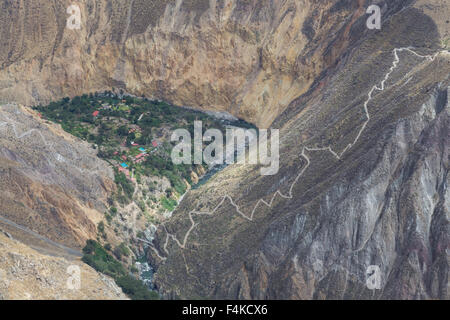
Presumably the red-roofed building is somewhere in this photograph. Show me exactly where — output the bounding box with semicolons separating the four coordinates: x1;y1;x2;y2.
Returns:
121;155;127;161
92;110;99;117
135;153;148;160
152;141;158;147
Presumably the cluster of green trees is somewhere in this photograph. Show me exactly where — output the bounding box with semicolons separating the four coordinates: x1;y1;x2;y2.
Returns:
97;221;107;240
34;93;260;299
82;240;127;277
36;93;254;219
113;242;131;260
82;240;159;300
162;169;189;195
114;170;135;200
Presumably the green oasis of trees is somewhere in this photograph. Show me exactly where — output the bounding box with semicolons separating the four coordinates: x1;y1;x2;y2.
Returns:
82;240;159;300
34;92;256;299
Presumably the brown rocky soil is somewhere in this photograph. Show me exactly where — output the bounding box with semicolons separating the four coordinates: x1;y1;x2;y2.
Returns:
0;232;127;300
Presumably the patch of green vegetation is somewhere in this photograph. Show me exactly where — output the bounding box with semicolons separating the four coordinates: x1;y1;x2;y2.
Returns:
82;240;158;300
33;92;234;198
114;169;135;200
97;221;107;239
161;196;178;212
137;200;146;212
113;242;131;260
34;92;255;225
82;240;127;278
130;266;139;274
143;211;158;224
115;274;159;300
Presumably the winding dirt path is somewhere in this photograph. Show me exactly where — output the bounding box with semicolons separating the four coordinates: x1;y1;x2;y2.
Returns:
149;47;447;261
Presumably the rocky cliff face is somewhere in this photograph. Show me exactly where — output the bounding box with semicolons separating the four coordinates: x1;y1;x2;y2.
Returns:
0;0;414;128
147;1;450;299
0;104;115;249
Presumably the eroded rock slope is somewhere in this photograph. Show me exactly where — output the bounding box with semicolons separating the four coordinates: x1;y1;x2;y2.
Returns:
1;0;435;128
0;104;114;249
148;2;450;299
